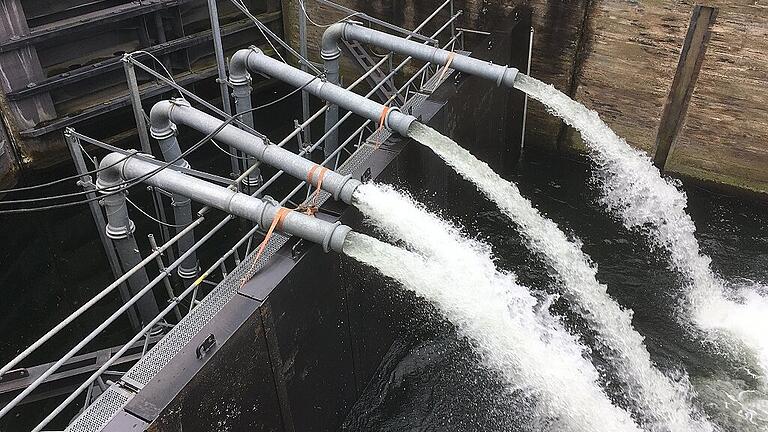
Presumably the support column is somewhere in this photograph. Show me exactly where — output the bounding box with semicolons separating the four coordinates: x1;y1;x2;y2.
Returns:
321;52;341;162
150;109;200;285
230;76;263;194
653;5;718;170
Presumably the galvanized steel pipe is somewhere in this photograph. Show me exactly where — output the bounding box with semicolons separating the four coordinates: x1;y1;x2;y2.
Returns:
148;113;199;282
322;22;519;88
230;47;417;137
149;99;360;204
96;166;161;325
98;153;352;253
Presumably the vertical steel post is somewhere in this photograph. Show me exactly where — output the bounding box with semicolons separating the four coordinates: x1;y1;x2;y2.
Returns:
122;57;175;250
207;0;242;178
148;234;183;321
298;0;312;144
64;129;141;332
122;59;152;154
231;80;263;194
521;27;533;152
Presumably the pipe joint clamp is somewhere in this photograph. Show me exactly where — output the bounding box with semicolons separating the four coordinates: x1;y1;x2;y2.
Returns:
106;219;135;240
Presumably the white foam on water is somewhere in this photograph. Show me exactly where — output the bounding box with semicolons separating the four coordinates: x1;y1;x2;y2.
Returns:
512;73;768;380
342;203;640;431
405;123;710;431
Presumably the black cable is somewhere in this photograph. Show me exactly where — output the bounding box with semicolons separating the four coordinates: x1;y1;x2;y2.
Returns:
0;73;322;215
0;151;135;195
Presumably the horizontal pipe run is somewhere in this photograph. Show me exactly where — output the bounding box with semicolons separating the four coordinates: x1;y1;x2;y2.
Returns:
150;99;361;204
99;152;352;253
233;47;418;137
322;22;518;88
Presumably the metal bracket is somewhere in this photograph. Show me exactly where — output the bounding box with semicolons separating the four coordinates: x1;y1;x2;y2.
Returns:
195;334;217;360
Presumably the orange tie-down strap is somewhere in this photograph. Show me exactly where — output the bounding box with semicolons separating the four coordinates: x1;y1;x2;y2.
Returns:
375;105;392;149
240;207;292;287
306;164;330;208
436;51;456;84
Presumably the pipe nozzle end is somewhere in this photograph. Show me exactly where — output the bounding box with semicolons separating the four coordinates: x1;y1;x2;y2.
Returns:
338;178;362;205
500;67;519;88
385;108;417;137
324;223;353;253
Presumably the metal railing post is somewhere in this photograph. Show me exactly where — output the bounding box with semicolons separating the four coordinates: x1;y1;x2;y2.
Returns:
121;57;175;252
207;0;243;178
298;0;312;144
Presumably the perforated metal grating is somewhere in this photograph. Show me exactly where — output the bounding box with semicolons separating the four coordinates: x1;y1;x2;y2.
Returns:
67;66;455;432
67;387;131;432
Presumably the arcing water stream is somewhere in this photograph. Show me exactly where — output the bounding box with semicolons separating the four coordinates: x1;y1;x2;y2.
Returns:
405;123;712;432
345;183;641;431
511;73;768;381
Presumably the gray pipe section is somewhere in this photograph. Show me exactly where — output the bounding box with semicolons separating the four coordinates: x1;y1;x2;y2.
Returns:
322;22;519;88
149;99;360;205
228;66;262;191
321;45;341;161
149;119;199;282
96;167;161;325
97;153;352;253
231;47;417;137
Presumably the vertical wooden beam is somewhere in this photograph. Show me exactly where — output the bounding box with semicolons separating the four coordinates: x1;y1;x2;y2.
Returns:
653;5;717;170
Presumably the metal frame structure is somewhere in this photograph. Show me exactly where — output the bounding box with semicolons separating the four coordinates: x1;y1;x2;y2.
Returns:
0;1;470;430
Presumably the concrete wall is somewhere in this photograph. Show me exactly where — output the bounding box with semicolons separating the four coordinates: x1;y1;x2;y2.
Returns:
282;0;768;196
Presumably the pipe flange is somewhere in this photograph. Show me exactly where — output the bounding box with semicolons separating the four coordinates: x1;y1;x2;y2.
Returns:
106;219;135;240
321;221;342;253
171;195;191;207
495;65;512;87
383;106;402;131
258;196;279;227
332;174;353;200
242;173;263;188
321;47;342;62
150;122;177;140
178;264;199;280
229;72;252;88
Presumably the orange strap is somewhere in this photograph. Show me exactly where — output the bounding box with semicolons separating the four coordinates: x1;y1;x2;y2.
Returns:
375;106;392;149
307;165;329;207
240;207;292;287
436;52;456;84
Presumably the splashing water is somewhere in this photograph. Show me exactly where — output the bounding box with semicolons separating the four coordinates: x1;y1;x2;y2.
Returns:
512;73;768;379
342;201;640;431
405;123;711;431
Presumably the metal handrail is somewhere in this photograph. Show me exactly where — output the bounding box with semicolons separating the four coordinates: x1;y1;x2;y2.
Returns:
2;4;469;427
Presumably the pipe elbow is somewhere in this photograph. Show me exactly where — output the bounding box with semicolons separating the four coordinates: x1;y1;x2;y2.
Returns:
229;49;253;86
149;100;180;140
321;22;346;61
96;152;128;190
